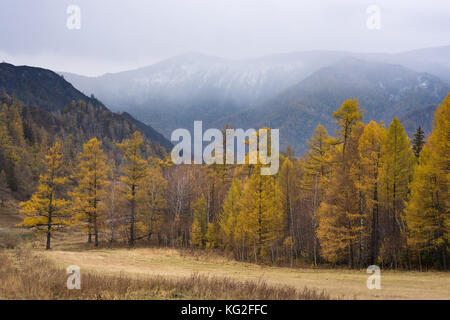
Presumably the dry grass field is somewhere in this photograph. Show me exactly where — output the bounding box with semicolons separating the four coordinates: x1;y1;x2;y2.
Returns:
41;246;450;300
1;217;449;300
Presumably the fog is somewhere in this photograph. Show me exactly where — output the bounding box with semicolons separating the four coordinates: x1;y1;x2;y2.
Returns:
1;0;449;76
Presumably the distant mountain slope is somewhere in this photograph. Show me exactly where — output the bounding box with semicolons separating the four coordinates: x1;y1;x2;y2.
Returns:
61;51;351;136
215;58;450;154
400;104;438;136
0;62;171;152
61;46;450;139
121;112;172;150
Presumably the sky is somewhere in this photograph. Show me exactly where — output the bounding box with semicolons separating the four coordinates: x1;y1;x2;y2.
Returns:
1;0;450;76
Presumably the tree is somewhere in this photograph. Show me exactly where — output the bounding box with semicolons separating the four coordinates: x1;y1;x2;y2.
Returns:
71;138;108;247
412;126;425;159
119;132;149;246
303;124;334;266
333;98;363;166
100;162;123;247
277;157;299;266
318;99;363;267
240;165;284;261
406;95;449;270
357;121;386;264
0;170;11;206
137;166;167;242
219;178;243;251
191;197;208;247
378;118;415;268
19;142;70;250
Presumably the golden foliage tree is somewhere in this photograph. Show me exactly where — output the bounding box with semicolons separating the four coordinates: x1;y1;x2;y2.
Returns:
318;99;363;267
378;117;415;267
137;166;167;242
119;131;149;246
19;142;70;249
219;178;243;251
406;95;449;270
71;138;108;247
303;124;334;266
240;165;284;261
357;121;386;264
191;196;208;247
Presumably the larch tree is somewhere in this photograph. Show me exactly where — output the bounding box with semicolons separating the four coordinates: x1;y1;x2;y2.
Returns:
137;166;167;242
219;178;243;252
406;95;449;270
303;124;334;266
191;196;208;247
357;121;386;265
277;157;299;266
317;99;363;268
19;142;70;250
71;138;108;247
378;117;415;268
119;131;149;247
240;164;284;261
0;170;11;206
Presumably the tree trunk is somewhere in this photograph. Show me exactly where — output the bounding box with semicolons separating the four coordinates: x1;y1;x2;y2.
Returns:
129;184;136;247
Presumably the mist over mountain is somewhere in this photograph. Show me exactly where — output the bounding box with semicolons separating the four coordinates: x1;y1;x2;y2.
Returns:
215;58;449;153
60;46;450;154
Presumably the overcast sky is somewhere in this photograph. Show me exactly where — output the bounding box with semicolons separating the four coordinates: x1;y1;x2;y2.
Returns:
1;0;449;76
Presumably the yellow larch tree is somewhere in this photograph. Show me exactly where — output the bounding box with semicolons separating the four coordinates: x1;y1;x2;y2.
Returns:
406;94;449;270
378;117;415;268
137;166;167;242
357;121;386;264
19;142;70;250
71;138;108;247
317;98;364;268
118;131;149;246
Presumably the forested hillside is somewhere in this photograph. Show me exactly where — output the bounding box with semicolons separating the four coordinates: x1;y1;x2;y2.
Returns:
0;62;172;150
9;88;448;270
216;58;449;154
0;63;171;200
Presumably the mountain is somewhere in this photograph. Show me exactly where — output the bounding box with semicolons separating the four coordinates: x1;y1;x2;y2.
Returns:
373;46;450;84
214;58;450;154
0;62;171;153
61;46;450;140
400;104;438;136
61;51;352;136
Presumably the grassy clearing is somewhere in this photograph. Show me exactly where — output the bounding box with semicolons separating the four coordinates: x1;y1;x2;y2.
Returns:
0;248;328;300
1;228;448;300
42;246;450;300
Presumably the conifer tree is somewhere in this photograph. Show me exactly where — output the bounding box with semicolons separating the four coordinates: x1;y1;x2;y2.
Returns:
19;142;70;250
303;124;334;266
191;197;208;247
0;170;11;206
71;138;108;247
241;165;284;261
412;126;425;159
277;157;298;266
119;132;149;246
379;118;415;268
137;166;167;242
406;95;449;270
357;121;386;264
219;178;243;251
318;99;363;267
